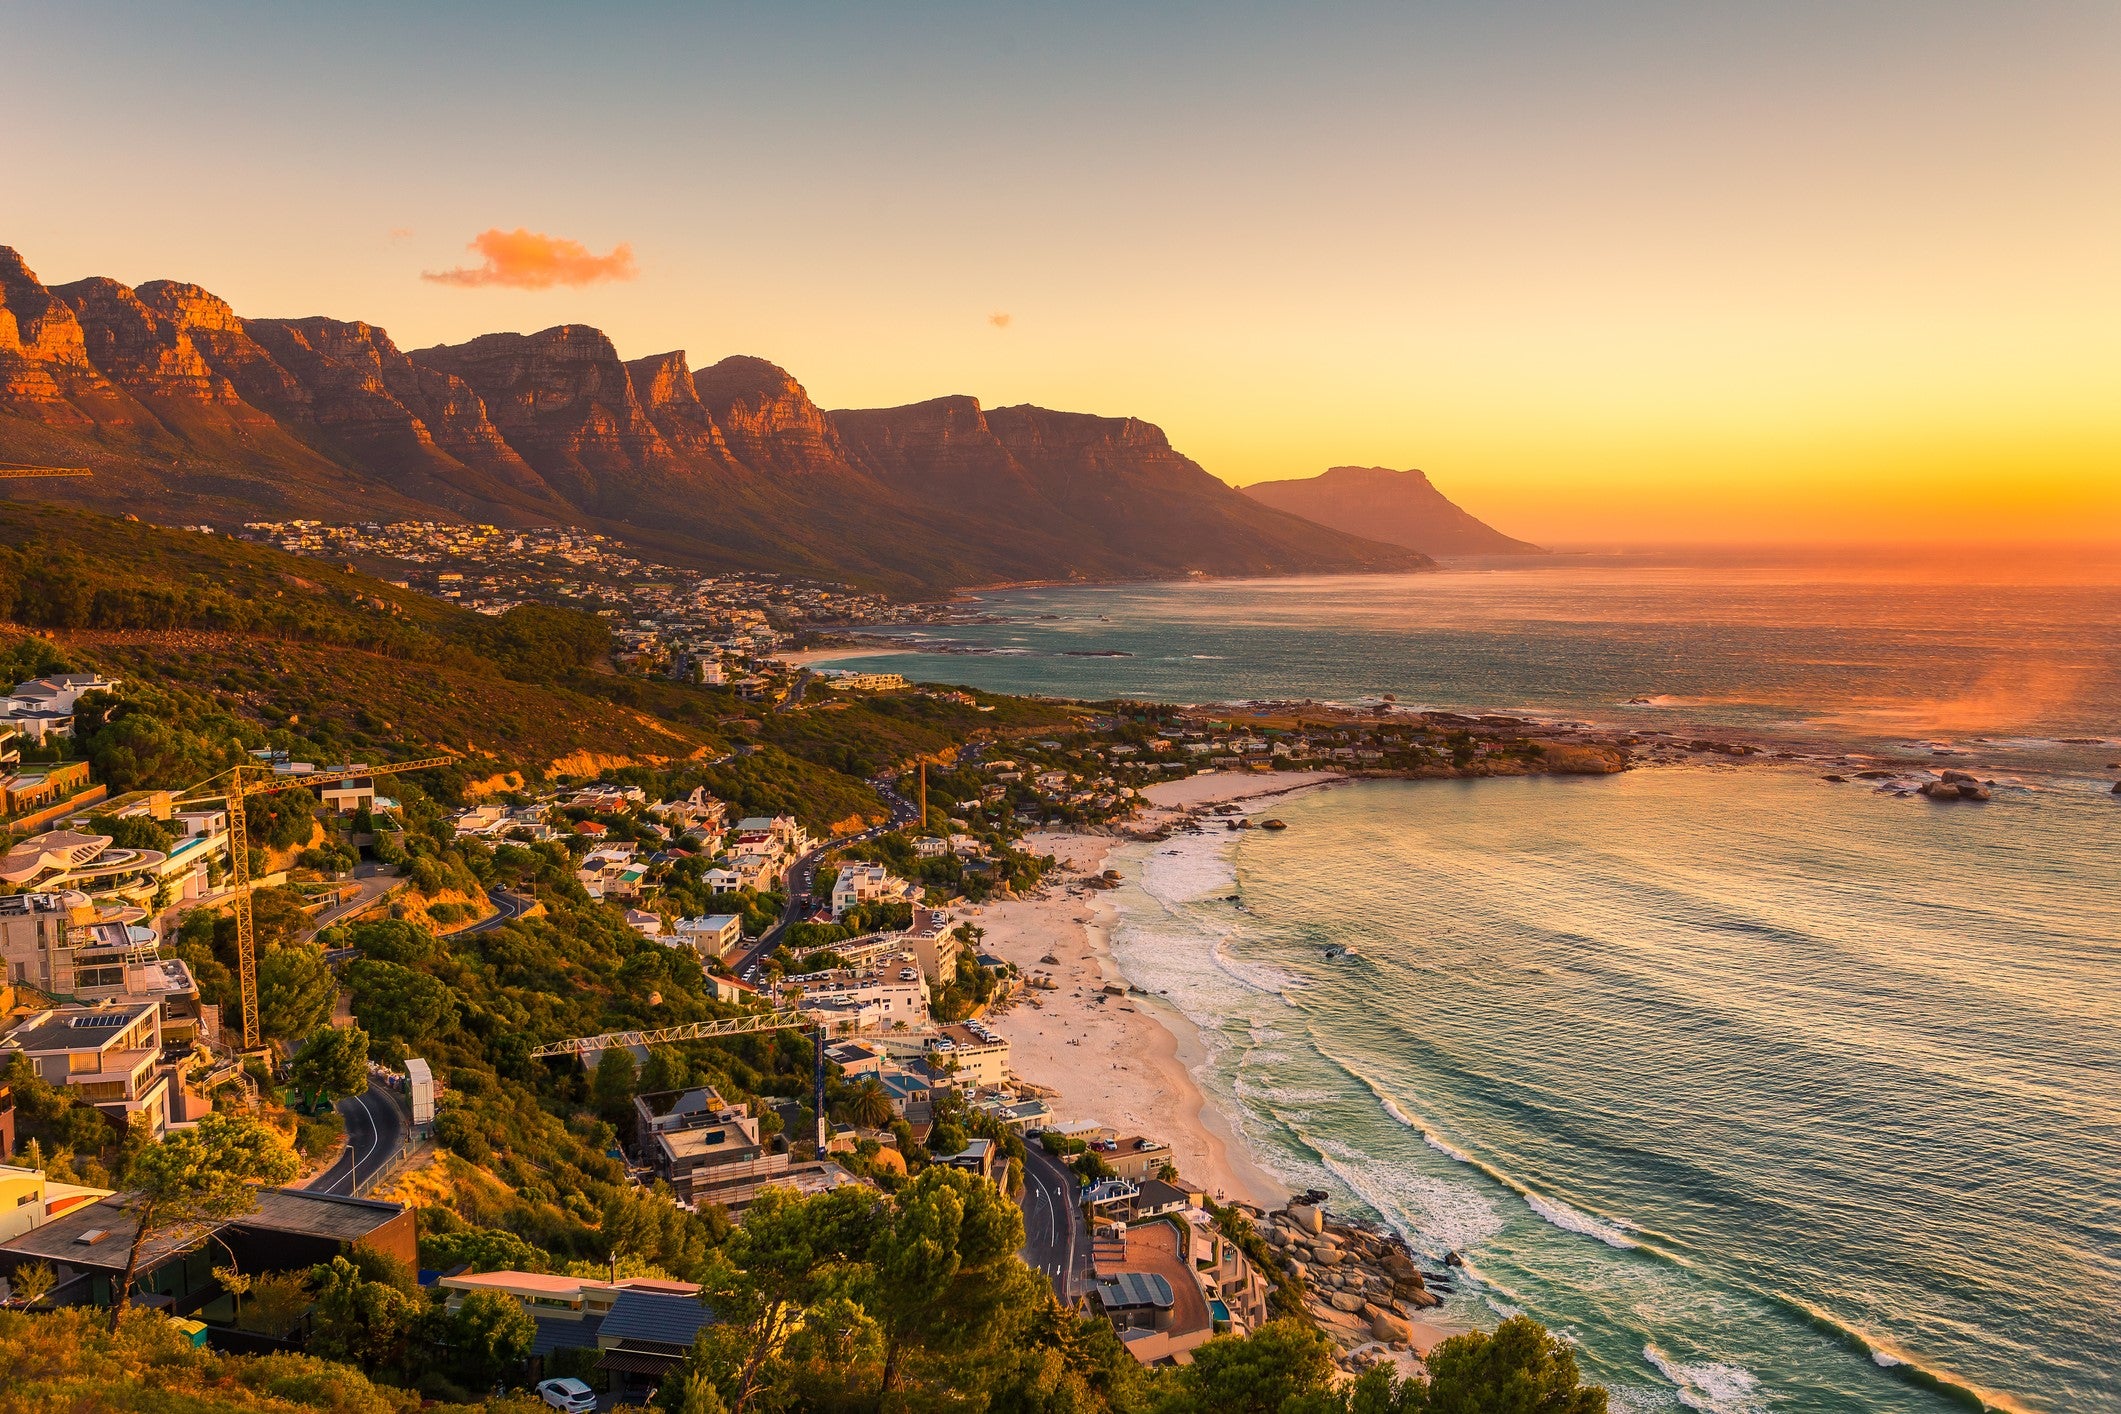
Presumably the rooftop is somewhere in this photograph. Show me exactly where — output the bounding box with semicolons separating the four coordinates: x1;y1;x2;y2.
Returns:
598;1288;716;1348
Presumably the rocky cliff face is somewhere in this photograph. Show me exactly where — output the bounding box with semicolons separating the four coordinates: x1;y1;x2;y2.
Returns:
692;356;854;477
411;327;680;506
624;351;736;464
52;276;260;415
243;317;558;507
1;243;1431;592
0;250;134;425
1243;465;1542;556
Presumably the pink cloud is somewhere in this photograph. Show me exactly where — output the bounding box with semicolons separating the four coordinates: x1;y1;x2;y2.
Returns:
424;228;637;289
989;312;1012;328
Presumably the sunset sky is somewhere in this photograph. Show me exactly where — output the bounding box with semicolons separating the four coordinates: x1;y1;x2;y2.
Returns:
13;1;2119;546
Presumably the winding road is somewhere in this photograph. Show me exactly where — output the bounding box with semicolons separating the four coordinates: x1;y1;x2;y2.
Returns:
457;886;534;935
732;777;922;972
307;1082;405;1198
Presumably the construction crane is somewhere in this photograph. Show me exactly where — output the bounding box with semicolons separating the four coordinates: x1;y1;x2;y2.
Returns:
0;463;93;479
180;756;453;1051
530;1009;939;1154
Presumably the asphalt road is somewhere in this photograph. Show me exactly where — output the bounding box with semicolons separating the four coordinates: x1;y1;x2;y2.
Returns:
300;863;401;940
731;778;921;976
459;887;534;935
307;1082;405;1197
1020;1142;1086;1300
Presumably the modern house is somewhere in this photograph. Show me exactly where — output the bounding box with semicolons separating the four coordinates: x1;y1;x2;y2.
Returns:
0;1001;192;1137
926;1023;1010;1089
1104;1135;1177;1184
435;1269;705;1379
633;1086;855;1215
0;1163;110;1244
672;913;743;959
0;1186;413;1313
830;862;911;920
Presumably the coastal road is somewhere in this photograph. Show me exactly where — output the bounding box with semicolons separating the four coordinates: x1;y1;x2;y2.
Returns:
455;887;534;936
1020;1142;1086;1300
732;776;922;973
307;1082;405;1198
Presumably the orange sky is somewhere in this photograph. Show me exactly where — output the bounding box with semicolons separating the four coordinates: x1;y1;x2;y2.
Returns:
10;3;2119;546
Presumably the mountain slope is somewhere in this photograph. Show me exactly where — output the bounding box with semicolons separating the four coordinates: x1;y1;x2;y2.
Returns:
0;245;1427;592
1242;465;1543;556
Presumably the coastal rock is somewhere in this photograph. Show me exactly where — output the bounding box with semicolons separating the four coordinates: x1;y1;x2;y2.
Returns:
1919;780;1991;802
1286;1202;1325;1234
1330;1291;1367;1314
1368;1305;1414;1343
2111;781;2121;795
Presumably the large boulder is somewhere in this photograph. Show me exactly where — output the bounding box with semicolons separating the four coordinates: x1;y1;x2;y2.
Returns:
1330;1291;1367;1314
1286;1202;1325;1234
1369;1305;1414;1342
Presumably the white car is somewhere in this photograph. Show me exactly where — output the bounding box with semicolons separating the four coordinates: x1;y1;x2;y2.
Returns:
536;1377;597;1412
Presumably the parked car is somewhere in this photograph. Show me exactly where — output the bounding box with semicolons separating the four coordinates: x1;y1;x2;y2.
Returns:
536;1377;597;1412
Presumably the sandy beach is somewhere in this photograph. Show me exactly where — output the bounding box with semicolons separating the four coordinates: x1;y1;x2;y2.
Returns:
966;769;1345;1210
772;644;912;668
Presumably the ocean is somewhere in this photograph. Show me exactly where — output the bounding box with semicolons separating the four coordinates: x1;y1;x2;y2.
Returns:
820;553;2121;1412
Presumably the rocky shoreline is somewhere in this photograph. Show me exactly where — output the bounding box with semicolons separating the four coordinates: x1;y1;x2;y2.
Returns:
1261;1197;1467;1371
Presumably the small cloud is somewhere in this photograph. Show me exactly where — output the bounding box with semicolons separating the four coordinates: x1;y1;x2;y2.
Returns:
424;227;638;289
387;226;414;241
989;312;1013;329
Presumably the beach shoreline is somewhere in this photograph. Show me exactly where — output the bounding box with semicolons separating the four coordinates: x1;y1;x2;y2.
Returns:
968;769;1346;1210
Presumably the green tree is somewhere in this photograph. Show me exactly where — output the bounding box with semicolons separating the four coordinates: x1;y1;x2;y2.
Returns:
665;1184;880;1414
241;1269;313;1339
842;1078;894;1131
447;1287;536;1388
255;942;337;1043
308;1254;424;1372
592;1045;640;1124
1152;1318;1340;1413
110;1112;300;1329
210;1263;252;1324
7;1261;56;1309
866;1165;1027;1407
1419;1316;1607;1414
346;958;453;1043
339;917;436;966
291;1025;371;1107
87;813;176;854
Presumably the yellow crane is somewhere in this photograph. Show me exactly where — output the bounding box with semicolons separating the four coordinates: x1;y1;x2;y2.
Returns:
180;756;453;1051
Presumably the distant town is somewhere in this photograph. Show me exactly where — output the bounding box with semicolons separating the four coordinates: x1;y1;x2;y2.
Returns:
237;519;977;680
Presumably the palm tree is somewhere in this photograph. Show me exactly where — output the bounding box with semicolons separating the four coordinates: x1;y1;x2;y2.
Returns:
843;1078;894;1131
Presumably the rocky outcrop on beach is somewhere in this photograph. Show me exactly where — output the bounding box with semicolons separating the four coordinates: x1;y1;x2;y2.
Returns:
1262;1202;1444;1358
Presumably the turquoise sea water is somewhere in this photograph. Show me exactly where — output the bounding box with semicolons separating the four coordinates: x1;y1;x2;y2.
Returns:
824;557;2121;1411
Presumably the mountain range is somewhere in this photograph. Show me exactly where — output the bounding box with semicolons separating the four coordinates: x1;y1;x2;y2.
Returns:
1242;465;1543;556
1;246;1492;593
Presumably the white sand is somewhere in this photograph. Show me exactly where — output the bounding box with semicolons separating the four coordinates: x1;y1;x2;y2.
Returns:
772;645;913;668
966;770;1345;1209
